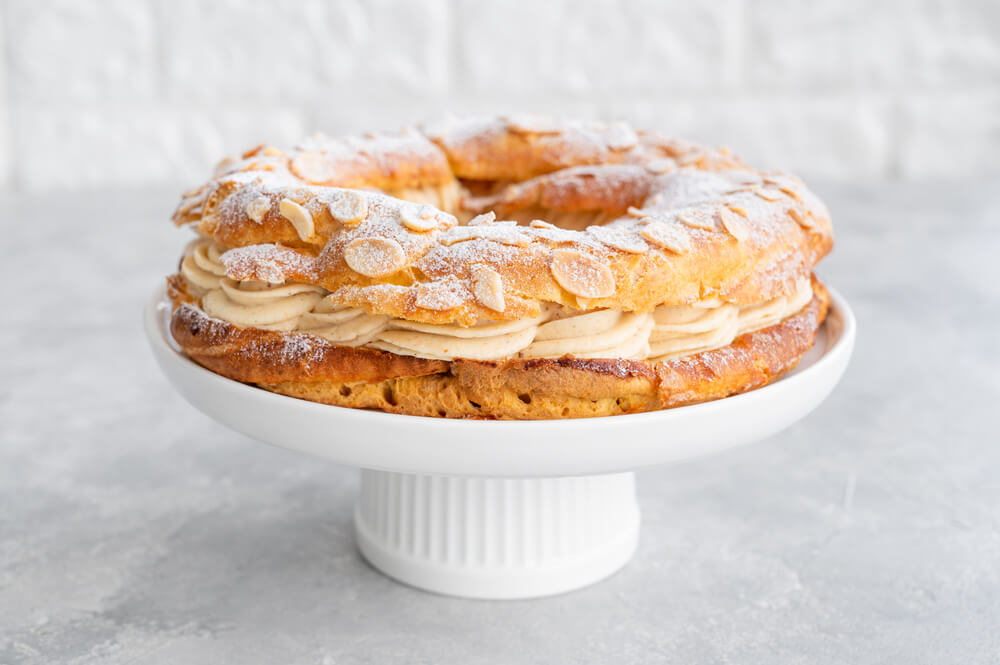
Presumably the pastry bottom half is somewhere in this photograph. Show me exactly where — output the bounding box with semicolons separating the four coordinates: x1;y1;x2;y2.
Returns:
168;276;830;420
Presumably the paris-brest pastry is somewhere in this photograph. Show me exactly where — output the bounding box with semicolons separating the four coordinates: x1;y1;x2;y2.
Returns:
167;115;833;419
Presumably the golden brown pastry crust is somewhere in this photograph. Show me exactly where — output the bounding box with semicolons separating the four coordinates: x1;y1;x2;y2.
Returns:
168;275;829;419
171;116;833;327
166;116;836;419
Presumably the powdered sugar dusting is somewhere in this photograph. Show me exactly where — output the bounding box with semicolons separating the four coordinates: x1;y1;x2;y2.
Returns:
586;225;648;253
414;276;470;311
220;244;318;284
169;115;831;325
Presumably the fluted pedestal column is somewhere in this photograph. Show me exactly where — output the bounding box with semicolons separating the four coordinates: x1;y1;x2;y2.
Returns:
354;470;640;599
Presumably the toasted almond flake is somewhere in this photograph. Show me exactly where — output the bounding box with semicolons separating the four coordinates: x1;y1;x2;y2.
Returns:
641;223;693;253
607;122;638;150
530;219;557;229
645;158;675;174
627;206;646;218
727;204;750;218
719;208;750;242
344;237;406;277
245;196;271;223
214;156;238;175
587;225;648;254
421;116;456;141
291;151;335;183
754;188;783;202
724;186;756;195
550;250;616;299
471;265;506;312
503;113;563;134
788;207;816;228
676;151;704;166
329;191;369;225
279;198;315;241
676;211;716;231
440;225;531;247
469;211;496;226
261;146;283;157
176;197;202;216
779;186;802;201
400;204;439;232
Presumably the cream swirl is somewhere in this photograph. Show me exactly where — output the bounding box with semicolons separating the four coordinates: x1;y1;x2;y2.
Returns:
179;238;226;291
737;278;813;333
298;298;390;346
368;313;548;360
648;278;812;360
521;309;654;359
179;238;813;362
203;279;325;330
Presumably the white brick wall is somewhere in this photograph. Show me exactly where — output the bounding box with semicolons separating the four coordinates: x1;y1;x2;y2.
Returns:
1;0;997;191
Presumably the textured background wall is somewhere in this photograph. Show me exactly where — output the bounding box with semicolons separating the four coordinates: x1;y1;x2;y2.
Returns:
1;0;998;192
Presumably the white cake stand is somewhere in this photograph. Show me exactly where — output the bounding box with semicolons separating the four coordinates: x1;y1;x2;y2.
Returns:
145;287;855;599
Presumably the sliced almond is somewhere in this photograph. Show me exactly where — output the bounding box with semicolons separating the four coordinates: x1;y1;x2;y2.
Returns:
421;116;456;141
529;219;556;229
607;122;638;150
469;211;497;226
641;223;692;253
676;151;704;167
400;204;439;232
213;155;238;175
291;151;335;183
719;207;750;242
727;204;750;218
344;237;406;278
626;206;646;218
754;188;783;202
788;207;816;228
329;191;369;226
503;113;563;134
587;225;648;254
550;249;615;299
440;225;531;247
244;196;271;223
471;265;506;312
279;198;315;241
676;210;716;231
779;186;802;201
645;158;675;174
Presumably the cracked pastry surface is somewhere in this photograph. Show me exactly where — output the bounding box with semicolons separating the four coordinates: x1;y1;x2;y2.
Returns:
166;114;834;419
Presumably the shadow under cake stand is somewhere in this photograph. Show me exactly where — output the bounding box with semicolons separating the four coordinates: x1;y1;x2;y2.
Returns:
146;287;855;599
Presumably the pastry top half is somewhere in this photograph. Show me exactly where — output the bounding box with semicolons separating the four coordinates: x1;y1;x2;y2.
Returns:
173;115;833;337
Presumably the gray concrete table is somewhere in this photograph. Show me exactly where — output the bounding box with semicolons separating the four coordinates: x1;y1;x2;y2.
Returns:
2;182;998;664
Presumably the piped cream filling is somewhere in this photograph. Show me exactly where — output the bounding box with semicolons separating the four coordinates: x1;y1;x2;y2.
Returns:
180;238;813;362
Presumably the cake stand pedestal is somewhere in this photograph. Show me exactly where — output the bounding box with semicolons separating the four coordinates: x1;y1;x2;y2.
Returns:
146;288;854;599
355;471;638;598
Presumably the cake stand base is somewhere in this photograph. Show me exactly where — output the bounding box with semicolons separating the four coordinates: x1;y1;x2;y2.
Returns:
354;470;640;599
